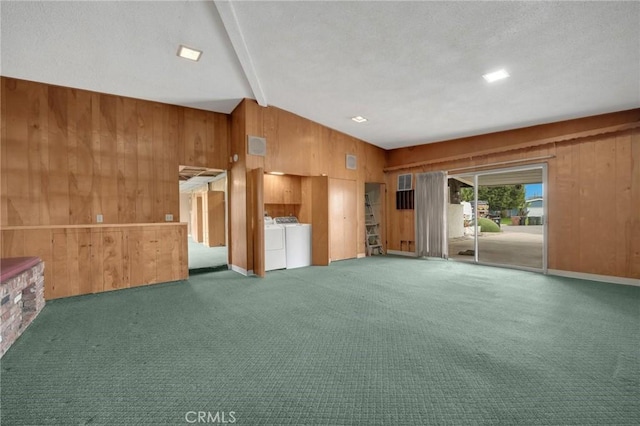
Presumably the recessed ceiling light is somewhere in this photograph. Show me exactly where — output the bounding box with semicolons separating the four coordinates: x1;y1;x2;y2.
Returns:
351;116;368;123
177;45;202;61
269;171;285;175
483;69;509;83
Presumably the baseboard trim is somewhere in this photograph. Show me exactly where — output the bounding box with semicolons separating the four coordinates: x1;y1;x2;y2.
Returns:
230;264;250;276
387;250;417;258
548;269;640;287
357;253;366;259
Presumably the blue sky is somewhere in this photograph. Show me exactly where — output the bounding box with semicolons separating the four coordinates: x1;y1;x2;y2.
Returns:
525;183;543;199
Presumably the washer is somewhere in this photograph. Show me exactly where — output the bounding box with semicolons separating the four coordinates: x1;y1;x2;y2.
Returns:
264;216;287;271
275;217;312;269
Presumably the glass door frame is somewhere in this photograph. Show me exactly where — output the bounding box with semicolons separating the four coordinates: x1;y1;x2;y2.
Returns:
449;163;548;273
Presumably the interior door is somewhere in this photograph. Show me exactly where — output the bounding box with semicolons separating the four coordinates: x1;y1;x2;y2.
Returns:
329;178;357;261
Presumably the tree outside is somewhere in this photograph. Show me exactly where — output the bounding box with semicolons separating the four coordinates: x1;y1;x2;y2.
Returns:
460;185;526;216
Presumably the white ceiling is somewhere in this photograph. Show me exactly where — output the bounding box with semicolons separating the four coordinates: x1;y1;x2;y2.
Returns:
2;1;639;150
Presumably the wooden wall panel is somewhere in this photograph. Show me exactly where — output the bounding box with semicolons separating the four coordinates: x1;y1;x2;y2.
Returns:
359;141;386;183
249;168;265;277
30;82;50;226
629;131;640;278
550;131;639;279
206;191;226;247
4;80;30;225
157;225;187;282
236;100;386;269
298;177;313;224
48;86;71;225
604;133;633;276
1;78;8;225
329;178;357;261
386;109;640;169
51;229;93;298
136;100;153;223
594;137;617;276
310;177;330;266
98;229;126;292
228;100;248;271
194;195;204;243
121;98;138;223
550;143;574;272
99;94;119;223
179;107;229;169
69;90;94;224
263;174;302;204
1;77;228;227
386;122;640;279
577;139;597;274
1;224;187;300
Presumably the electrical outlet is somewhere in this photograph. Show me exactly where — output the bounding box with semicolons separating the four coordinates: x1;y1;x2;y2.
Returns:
165;214;174;222
96;214;104;223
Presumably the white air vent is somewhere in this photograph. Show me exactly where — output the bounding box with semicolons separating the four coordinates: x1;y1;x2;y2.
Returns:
247;136;267;156
346;154;357;170
397;173;412;191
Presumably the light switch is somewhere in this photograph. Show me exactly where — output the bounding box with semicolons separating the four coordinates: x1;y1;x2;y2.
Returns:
165;214;174;222
96;214;104;223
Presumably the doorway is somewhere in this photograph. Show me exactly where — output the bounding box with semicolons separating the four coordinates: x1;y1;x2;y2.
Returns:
448;164;547;272
179;166;228;273
365;182;385;256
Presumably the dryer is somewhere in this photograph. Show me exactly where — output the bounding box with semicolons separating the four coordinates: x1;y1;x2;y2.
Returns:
264;216;287;271
275;217;312;269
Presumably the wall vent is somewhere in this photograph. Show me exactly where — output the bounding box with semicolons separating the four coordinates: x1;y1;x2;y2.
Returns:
346;154;357;170
397;173;412;191
247;136;267;156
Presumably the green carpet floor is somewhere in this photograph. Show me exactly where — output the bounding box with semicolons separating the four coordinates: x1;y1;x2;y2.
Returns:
1;257;638;425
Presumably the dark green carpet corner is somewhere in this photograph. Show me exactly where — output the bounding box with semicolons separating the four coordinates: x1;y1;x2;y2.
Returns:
1;257;638;425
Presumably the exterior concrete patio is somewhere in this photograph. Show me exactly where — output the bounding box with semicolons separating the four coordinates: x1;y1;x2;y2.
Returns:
449;225;543;269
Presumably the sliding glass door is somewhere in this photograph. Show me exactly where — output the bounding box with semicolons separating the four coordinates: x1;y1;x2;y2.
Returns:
448;164;547;272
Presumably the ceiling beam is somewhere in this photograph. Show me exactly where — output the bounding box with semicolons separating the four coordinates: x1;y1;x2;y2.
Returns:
214;1;268;107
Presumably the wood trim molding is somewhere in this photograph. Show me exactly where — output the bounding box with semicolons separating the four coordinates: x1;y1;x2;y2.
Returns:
384;121;640;172
0;223;185;231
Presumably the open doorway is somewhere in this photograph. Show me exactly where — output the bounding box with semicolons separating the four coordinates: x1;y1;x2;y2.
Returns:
179;166;228;273
448;164;546;272
364;182;385;256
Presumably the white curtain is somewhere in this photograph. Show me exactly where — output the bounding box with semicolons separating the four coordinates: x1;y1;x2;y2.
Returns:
415;171;448;258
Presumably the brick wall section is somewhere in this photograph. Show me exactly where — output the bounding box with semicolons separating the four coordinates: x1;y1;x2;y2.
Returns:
0;261;45;357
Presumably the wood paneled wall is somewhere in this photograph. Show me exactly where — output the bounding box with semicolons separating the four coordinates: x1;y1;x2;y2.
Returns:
385;110;640;280
1;77;228;298
230;100;385;268
549;130;639;279
1;77;229;227
386;109;640;170
243;101;385;183
228;101;249;272
1;224;187;299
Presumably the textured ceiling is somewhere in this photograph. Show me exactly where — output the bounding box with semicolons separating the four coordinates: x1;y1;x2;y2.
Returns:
0;0;253;112
2;1;639;150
